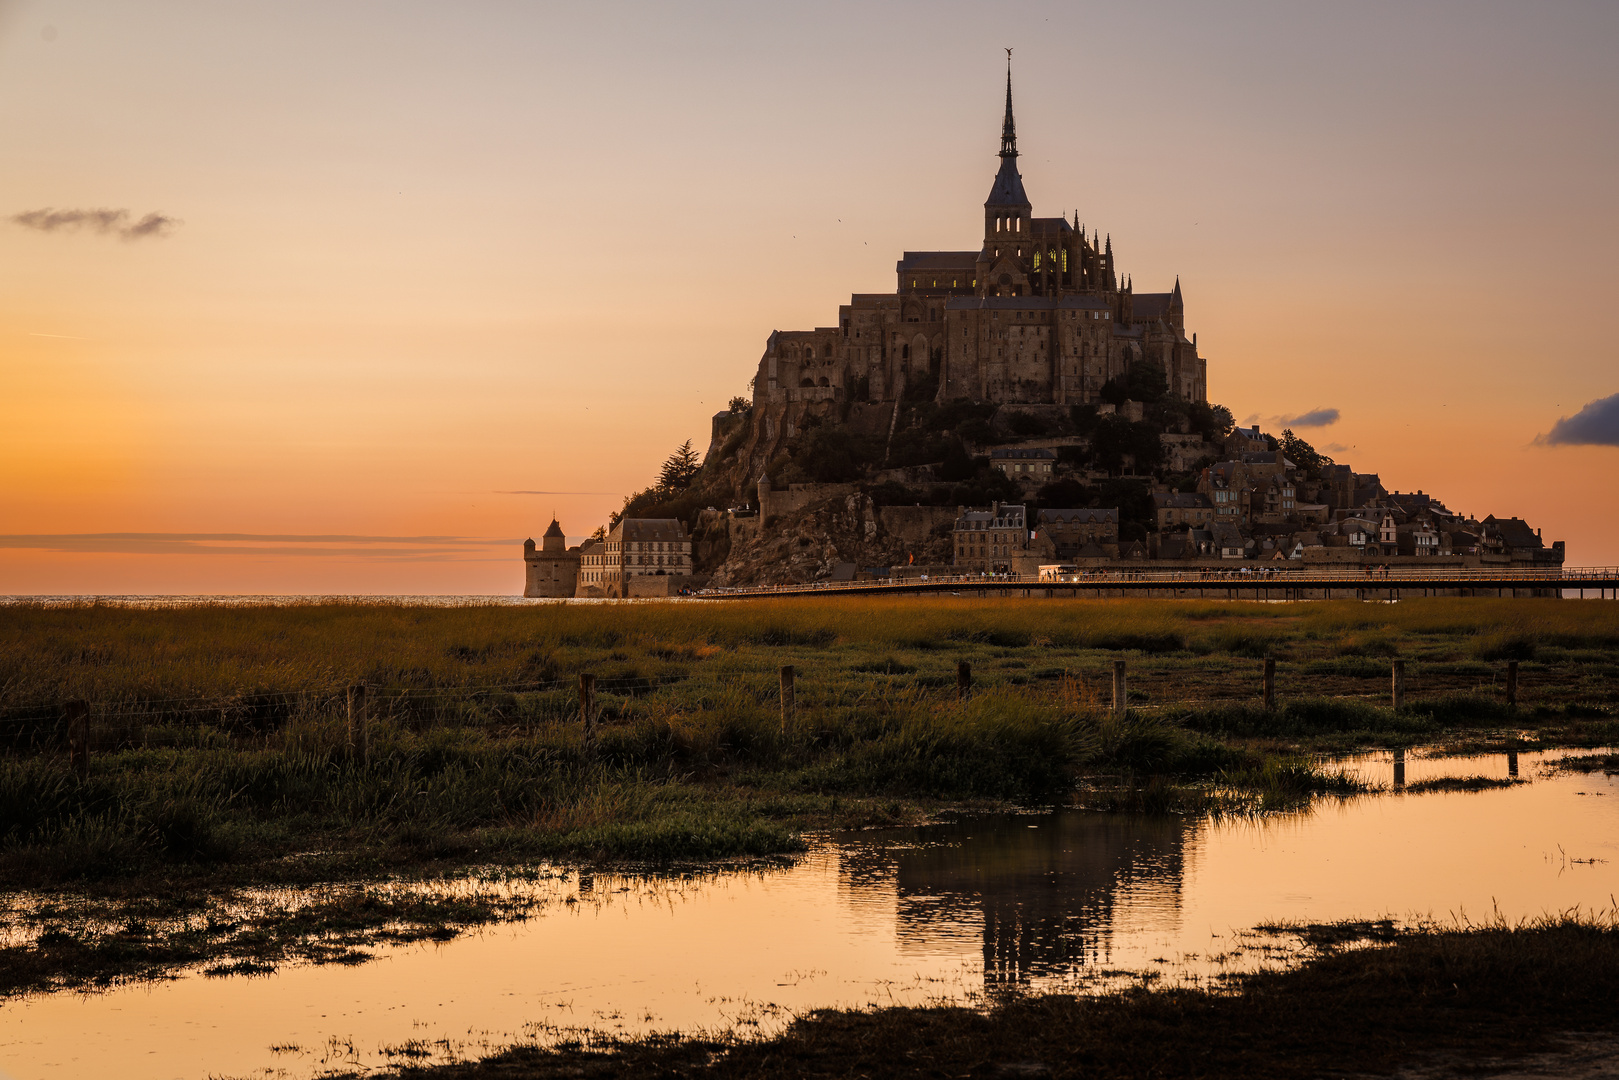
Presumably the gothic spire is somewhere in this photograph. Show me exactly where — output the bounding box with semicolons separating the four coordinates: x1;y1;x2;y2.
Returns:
984;52;1030;211
1000;51;1017;159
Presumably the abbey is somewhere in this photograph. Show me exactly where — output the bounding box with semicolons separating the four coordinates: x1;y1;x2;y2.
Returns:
752;66;1207;416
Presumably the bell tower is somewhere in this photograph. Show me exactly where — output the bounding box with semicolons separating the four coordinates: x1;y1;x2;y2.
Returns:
983;54;1031;245
980;52;1032;297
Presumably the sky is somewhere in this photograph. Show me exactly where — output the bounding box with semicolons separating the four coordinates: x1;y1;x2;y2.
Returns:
2;0;1616;594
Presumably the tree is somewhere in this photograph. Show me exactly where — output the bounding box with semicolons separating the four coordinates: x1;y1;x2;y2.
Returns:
659;440;701;491
1100;362;1167;405
1189;402;1235;443
728;396;751;413
1279;428;1333;479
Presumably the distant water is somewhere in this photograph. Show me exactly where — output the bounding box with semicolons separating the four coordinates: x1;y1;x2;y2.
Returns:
0;595;641;607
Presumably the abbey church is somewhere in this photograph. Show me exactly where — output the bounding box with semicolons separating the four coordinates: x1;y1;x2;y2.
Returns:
753;65;1206;416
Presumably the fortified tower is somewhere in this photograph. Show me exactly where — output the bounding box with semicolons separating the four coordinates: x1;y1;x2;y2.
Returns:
522;518;581;598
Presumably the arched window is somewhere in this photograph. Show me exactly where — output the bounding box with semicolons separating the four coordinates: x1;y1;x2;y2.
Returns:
824;343;833;357
1033;250;1041;271
1061;249;1068;271
902;344;910;359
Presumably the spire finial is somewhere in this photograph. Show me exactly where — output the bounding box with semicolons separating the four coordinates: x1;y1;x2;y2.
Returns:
1000;49;1017;158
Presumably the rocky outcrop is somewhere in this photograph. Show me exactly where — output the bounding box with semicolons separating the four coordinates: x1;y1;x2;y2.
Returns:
707;493;954;588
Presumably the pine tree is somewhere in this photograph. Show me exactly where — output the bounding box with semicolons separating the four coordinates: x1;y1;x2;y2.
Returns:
659;440;701;491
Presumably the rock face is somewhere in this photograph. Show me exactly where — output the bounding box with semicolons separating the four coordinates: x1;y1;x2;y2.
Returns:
707;493;954;588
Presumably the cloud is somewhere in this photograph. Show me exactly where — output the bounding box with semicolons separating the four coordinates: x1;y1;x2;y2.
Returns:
496;490;622;496
1276;407;1340;428
1537;393;1619;448
11;207;180;240
1322;442;1350;454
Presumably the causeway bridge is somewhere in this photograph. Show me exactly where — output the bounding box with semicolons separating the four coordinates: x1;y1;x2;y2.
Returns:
698;566;1619;601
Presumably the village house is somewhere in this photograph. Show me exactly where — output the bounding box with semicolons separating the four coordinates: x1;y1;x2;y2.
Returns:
1036;507;1119;558
990;447;1057;483
1153;492;1214;530
953;502;1031;572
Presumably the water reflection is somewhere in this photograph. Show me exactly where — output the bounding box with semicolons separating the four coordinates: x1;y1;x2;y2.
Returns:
3;750;1616;1080
840;813;1189;984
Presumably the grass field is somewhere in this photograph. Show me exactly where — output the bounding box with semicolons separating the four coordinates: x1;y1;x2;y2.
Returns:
1;596;1615;993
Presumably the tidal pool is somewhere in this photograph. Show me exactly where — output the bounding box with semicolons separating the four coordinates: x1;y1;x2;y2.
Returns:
2;749;1616;1080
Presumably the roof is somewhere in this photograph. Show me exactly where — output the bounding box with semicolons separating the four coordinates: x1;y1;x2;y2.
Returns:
955;504;1028;528
610;518;689;542
1483;515;1542;549
985;155;1030;209
1040;507;1119;525
991;447;1057;460
1153;493;1212;509
896;251;979;272
1130;293;1174;321
543;519;565;539
944;294;1111;312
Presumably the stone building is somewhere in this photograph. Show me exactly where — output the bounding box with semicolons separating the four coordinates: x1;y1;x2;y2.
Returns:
522;519;581;598
953;502;1030;572
751;63;1207;430
1037;508;1119;558
590;518;692;597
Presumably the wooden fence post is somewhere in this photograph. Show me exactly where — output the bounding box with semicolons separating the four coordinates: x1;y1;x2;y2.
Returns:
1112;659;1127;718
347;683;369;767
64;699;88;781
1391;660;1405;711
578;673;596;747
957;660;972;702
779;665;795;729
1263;657;1276;711
1505;660;1518;708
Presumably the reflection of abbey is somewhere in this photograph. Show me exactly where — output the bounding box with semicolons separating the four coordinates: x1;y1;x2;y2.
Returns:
753;65;1206;416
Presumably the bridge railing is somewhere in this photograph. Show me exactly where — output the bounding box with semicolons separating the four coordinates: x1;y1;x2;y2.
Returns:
698;566;1619;598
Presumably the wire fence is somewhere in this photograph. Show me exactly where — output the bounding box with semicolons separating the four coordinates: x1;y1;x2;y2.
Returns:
0;654;1556;760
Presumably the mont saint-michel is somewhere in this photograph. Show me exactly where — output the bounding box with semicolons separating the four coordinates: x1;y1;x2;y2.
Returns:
525;68;1561;598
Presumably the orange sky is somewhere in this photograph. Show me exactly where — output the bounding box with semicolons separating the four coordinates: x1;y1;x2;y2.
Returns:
2;1;1616;593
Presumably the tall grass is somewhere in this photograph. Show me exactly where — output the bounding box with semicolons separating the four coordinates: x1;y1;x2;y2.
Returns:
5;596;1615;713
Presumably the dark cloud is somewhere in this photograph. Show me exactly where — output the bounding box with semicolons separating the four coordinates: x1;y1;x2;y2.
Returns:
1277;407;1341;428
11;207;180;240
1537;393;1619;447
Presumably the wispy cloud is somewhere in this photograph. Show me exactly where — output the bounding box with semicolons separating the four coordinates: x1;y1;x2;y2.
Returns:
495;490;622;496
0;533;520;560
1276;407;1340;428
1536;393;1619;447
11;207;181;241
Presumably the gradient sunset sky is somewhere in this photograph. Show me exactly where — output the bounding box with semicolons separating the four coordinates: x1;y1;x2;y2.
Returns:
3;0;1616;594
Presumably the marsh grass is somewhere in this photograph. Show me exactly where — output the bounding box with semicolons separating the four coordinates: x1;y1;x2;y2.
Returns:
0;597;1613;885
